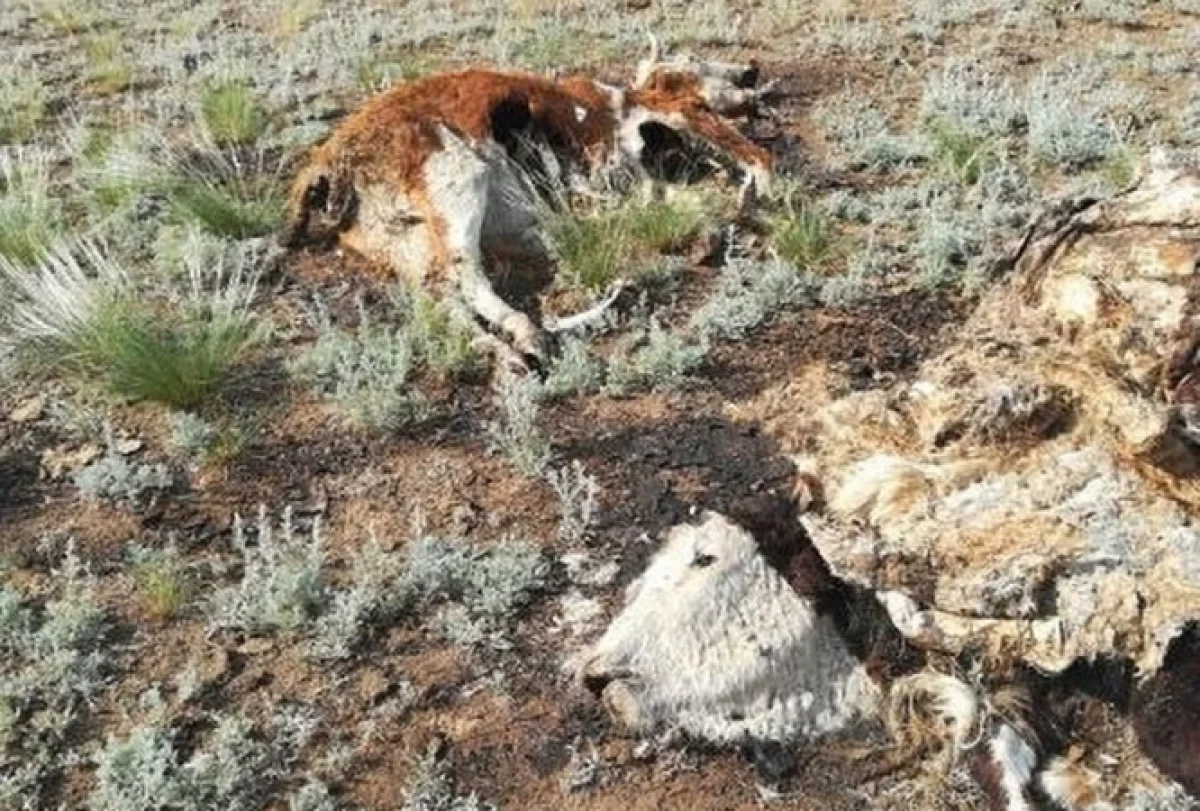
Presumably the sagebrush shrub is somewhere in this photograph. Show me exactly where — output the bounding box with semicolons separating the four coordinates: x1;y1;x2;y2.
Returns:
486;373;551;476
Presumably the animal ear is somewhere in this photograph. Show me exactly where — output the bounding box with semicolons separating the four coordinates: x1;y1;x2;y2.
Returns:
280;166;355;248
280;169;326;247
634;32;662;88
303;174;330;209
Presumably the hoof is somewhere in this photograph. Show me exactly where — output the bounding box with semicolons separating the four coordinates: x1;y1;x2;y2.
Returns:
515;330;560;379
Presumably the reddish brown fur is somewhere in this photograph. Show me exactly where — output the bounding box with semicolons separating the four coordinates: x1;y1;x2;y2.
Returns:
284;67;772;256
306;69;618;191
282;64;774;362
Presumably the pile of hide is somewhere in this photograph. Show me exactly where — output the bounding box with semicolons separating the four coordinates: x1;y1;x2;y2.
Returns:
577;154;1200;806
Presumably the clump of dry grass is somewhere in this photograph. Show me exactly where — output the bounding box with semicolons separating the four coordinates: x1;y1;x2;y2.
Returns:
84;35;134;96
0;63;48;144
128;544;193;619
0;148;63;264
0;239;259;408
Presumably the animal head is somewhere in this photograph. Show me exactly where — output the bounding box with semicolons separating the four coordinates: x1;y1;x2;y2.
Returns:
633;34;765;117
618;38;773;197
279;155;358;249
633;34;772;118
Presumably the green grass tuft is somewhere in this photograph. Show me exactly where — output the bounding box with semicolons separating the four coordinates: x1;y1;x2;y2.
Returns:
926;119;994;185
547;197;713;293
129;545;192;619
546;208;631;292
84;35;133;96
626;198;709;253
0;65;48;144
75;303;254;408
167;178;283;239
2;240;257;408
201;81;267;146
770;201;833;271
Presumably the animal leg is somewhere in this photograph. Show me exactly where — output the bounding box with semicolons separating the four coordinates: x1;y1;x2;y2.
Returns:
424;127;549;363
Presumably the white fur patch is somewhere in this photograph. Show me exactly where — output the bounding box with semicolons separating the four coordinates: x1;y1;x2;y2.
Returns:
580;512;878;743
989;724;1038;811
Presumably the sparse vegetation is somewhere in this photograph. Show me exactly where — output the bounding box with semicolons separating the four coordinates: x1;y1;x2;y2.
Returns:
925;120;994;185
547;196;713;292
210;507;328;634
0;148;63;264
1;0;1196;806
272;0;323;39
605;321;707;393
74;447;173;503
814;93;926;171
546;460;599;544
1024;67;1117;169
355;52;436;93
486;372;552;476
289;291;482;431
169;411;217;457
626;197;711;252
308;535;405;661
0;64;48;144
770;198;834;270
155;141;285;239
920;59;1022;140
541;334;604;399
84;35;134;95
691;258;815;341
209;502;547;656
90;710;309;811
75;297;256;407
545;207;632;292
166;175;283;240
403;289;483;379
0;544;107;809
400;744;496;811
408;533;548;649
128;544;192;619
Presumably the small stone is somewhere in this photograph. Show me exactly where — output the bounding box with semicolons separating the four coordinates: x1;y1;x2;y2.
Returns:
449;503;479;536
115;438;144;455
199;646;231;685
238;637;276;656
40;443;102;480
689;227;725;266
295;486;328;515
9;395;46;423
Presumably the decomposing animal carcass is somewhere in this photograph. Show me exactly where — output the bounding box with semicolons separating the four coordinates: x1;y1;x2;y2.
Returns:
281;41;772;368
578;154;1200;807
792;154;1200;680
